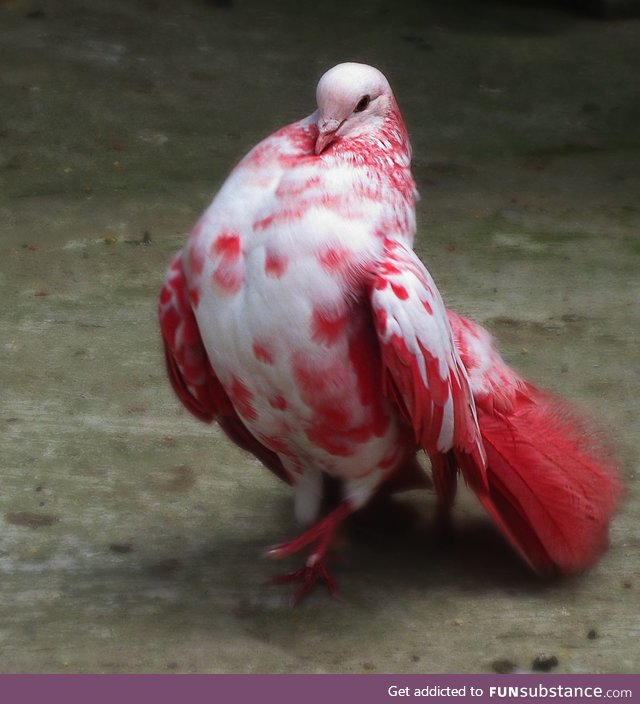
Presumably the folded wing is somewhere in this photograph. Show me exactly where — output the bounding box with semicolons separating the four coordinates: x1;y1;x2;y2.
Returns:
369;239;486;497
159;253;291;484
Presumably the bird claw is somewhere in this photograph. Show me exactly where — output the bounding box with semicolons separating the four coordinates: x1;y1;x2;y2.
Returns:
270;556;341;605
263;501;353;604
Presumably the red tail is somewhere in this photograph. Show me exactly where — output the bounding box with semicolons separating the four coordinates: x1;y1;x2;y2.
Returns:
446;310;622;575
471;388;622;575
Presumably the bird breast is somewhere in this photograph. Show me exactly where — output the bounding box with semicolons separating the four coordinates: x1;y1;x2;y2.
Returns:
179;122;414;478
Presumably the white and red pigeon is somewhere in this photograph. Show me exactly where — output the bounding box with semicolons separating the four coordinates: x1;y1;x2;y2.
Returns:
159;62;622;602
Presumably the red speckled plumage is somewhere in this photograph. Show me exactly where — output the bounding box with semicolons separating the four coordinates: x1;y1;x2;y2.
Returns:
159;254;291;485
159;63;621;601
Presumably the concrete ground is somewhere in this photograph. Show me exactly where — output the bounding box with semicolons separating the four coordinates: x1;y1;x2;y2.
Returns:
1;0;638;674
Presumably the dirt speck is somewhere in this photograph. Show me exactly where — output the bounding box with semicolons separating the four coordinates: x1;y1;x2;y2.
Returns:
5;511;59;528
109;542;134;554
149;557;183;576
532;654;559;672
160;465;196;492
491;658;518;674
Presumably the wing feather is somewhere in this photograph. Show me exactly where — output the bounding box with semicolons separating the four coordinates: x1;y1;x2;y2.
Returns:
369;239;486;490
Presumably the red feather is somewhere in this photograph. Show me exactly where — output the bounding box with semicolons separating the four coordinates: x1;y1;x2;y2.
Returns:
448;312;622;575
472;389;622;574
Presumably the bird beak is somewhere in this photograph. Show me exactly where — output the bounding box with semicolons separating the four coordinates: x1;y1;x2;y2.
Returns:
315;118;343;155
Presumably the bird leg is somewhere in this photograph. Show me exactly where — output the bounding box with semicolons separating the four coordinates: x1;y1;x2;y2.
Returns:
431;452;458;544
264;500;353;604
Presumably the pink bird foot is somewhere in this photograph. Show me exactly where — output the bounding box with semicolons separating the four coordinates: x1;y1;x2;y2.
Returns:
269;558;339;605
264;501;352;604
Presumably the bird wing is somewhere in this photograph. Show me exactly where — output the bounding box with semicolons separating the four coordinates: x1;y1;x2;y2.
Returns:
159;253;230;423
369;239;486;493
159;253;291;484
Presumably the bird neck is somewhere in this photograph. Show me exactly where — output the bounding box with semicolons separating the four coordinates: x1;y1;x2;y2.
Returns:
330;103;412;171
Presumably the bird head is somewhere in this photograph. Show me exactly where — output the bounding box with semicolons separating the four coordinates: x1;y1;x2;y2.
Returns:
314;62;394;155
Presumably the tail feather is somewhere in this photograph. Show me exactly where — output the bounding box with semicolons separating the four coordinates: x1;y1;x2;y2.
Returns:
472;389;622;575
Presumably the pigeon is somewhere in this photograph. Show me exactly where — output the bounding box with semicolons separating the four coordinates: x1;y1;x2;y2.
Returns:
159;62;621;602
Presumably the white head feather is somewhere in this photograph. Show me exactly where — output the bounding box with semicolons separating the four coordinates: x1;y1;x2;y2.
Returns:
314;63;394;155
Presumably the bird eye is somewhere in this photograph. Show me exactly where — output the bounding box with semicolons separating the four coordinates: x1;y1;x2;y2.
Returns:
354;95;370;113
